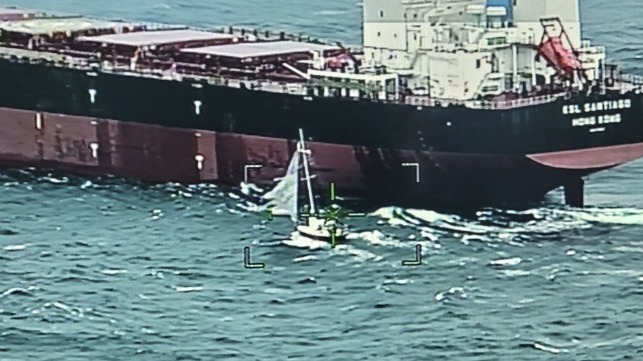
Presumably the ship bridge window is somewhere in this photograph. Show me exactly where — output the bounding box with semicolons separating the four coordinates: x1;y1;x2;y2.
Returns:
487;37;507;46
379;10;384;18
482;85;499;92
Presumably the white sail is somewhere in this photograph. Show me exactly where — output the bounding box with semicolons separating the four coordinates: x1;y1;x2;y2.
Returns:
261;150;300;222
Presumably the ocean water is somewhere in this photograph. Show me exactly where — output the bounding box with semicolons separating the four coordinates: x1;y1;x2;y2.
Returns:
1;1;643;360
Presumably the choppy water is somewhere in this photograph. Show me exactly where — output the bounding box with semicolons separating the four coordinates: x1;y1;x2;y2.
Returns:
1;1;643;359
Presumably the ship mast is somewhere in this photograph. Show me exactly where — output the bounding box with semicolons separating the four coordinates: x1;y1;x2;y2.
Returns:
298;128;316;215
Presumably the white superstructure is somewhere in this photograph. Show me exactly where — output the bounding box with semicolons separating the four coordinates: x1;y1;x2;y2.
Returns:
360;0;606;101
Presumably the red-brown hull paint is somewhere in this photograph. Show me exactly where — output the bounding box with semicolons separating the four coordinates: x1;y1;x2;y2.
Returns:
526;142;643;169
0;106;630;205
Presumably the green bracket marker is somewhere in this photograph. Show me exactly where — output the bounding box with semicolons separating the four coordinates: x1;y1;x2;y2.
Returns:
402;244;423;266
264;208;274;221
244;246;265;269
329;227;337;249
330;182;336;201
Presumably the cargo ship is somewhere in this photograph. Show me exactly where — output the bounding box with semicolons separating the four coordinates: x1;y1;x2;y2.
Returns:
0;0;642;207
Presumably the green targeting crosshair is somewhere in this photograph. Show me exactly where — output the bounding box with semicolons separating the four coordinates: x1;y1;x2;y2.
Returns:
263;182;367;249
318;182;367;248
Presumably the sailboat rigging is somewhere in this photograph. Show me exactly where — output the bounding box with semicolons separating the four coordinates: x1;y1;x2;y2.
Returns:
261;129;346;245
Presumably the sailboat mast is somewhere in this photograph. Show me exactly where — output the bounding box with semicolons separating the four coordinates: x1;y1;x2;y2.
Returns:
298;129;316;214
292;152;299;223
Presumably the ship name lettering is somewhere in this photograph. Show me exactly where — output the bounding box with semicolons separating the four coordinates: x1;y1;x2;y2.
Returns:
572;116;596;127
563;99;631;115
562;104;582;115
571;113;622;127
597;114;621;124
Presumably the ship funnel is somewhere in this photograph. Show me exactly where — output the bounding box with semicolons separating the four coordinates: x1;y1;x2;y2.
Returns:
486;0;513;27
486;7;507;17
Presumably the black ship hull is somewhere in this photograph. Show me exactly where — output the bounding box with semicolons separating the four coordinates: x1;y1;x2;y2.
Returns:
1;59;642;207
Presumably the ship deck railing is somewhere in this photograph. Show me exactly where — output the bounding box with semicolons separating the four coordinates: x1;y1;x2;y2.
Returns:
405;93;569;110
610;74;643;93
2;45;640;109
619;74;643;86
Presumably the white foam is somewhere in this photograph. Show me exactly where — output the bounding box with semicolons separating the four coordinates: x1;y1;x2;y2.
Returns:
46;177;68;184
52;302;72;313
613;246;643;253
551;207;643;226
314;10;349;16
283;233;330;250
582;210;643;225
178;191;192;198
175;286;203;293
153;3;172;10
405;209;451;223
263;287;291;294
383;278;411;285
461;235;488;244
3;244;29;251
240;181;263;196
293;255;317;263
236;203;257;212
358;231;403;247
420;229;438;241
489;257;522;266
388;218;408;226
101;269;128;275
533;342;565;354
435;286;467;302
372;207;397;219
503;269;531;277
0;287;30;298
227;192;241;200
342;247;383;262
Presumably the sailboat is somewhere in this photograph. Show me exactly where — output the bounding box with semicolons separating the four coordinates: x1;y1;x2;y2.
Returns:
261;129;345;244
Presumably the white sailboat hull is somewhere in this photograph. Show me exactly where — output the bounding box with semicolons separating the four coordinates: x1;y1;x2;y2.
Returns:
296;217;345;242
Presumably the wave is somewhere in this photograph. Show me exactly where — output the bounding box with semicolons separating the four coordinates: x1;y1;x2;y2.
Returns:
153;3;172;10
373;205;643;244
520;341;568;354
313;10;350;16
0;287;34;298
175;286;203;293
2;244;29;251
489;257;522;267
